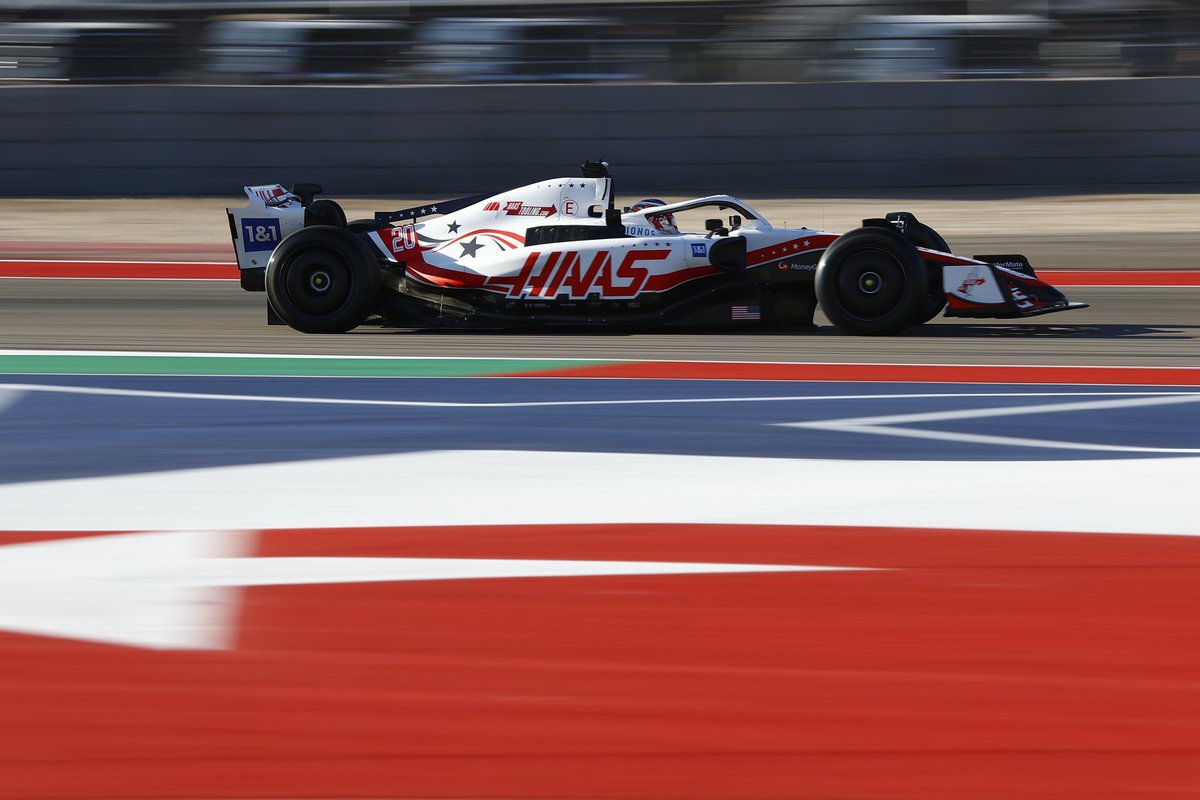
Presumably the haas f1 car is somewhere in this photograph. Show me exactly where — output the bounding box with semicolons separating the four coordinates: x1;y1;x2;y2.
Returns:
227;162;1086;335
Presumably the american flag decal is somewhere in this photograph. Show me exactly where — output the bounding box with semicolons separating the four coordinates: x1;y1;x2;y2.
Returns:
731;304;761;320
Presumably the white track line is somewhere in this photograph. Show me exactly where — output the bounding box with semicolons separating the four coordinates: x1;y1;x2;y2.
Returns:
783;394;1200;454
0;383;1196;410
0;387;22;417
0;529;866;650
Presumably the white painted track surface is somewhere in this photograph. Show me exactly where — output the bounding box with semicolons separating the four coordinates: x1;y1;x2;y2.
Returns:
1;449;1197;536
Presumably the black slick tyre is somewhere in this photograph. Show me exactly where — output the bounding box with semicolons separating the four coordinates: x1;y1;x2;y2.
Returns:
265;227;380;333
305;199;347;228
815;226;929;336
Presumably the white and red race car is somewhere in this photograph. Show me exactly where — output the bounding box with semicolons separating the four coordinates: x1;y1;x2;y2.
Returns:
228;161;1086;335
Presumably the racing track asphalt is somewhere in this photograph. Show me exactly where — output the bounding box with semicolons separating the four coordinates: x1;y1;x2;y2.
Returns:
0;279;1196;368
2;192;1197;367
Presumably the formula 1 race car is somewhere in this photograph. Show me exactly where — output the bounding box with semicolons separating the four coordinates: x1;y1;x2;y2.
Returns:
227;161;1086;335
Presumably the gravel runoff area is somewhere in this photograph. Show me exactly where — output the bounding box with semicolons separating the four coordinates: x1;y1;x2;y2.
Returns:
1;192;1198;269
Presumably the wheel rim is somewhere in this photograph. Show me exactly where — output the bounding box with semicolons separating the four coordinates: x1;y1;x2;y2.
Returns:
857;271;883;295
282;248;352;316
309;270;331;292
833;248;906;321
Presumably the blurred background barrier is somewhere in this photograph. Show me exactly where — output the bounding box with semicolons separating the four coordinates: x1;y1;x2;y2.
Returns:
2;78;1200;196
4;0;1200;85
3;0;1200;196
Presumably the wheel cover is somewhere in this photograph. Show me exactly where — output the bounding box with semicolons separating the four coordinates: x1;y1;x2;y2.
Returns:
833;248;906;321
281;248;352;316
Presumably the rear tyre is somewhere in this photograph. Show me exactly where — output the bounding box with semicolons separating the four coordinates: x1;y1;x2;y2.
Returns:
265;227;380;334
815;227;928;336
305;199;347;228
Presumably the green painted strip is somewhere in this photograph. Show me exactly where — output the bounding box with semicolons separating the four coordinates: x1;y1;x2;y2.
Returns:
0;355;613;378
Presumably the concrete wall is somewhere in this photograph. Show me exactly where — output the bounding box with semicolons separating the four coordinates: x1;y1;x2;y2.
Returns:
3;79;1199;196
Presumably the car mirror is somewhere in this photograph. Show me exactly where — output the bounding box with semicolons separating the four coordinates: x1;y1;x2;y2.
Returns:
705;218;723;231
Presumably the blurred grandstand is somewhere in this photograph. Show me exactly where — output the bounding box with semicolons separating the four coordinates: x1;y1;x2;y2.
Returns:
1;0;1198;83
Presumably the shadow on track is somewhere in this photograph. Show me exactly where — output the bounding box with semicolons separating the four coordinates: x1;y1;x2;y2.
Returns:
350;323;1197;340
906;323;1199;340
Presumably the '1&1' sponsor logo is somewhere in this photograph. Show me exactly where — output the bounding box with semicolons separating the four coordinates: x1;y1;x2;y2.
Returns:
691;242;707;257
241;218;282;252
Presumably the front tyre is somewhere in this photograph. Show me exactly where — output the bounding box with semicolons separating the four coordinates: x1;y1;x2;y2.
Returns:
815;227;928;336
265;227;380;333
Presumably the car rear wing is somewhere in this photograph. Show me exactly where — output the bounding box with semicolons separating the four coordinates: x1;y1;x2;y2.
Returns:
226;184;306;290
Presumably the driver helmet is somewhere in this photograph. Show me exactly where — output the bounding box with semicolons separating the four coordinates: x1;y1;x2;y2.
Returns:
630;198;678;234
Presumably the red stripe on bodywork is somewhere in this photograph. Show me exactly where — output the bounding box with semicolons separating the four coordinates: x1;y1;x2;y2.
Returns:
920;250;979;265
404;261;486;289
946;295;995;309
746;235;836;267
510;361;1200;385
436;228;526;250
642;264;720;291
